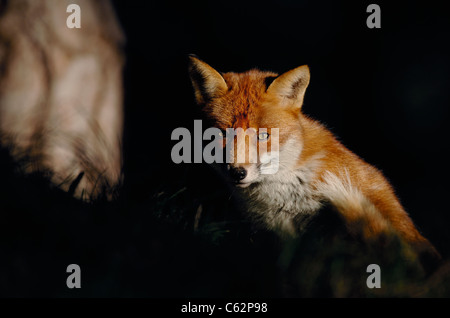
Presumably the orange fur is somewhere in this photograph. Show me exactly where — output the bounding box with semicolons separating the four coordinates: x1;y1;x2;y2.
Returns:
188;56;441;265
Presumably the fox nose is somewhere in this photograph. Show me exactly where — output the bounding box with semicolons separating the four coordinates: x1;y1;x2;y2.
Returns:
229;166;247;182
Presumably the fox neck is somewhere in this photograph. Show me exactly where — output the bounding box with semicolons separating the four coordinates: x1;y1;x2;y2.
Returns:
238;116;440;268
240;120;328;236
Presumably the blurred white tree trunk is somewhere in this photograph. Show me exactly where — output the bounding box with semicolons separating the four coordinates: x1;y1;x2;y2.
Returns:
0;0;125;200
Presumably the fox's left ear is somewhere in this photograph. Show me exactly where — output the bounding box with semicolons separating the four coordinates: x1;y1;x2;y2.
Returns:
266;65;310;108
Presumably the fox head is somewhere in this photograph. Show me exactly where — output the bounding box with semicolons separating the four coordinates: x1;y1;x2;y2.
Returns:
188;55;310;187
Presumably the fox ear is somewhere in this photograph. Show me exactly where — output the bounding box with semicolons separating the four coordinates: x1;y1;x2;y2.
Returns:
188;55;228;105
266;65;310;108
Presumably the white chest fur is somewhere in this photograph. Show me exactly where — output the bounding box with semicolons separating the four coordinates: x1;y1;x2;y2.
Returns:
241;166;323;237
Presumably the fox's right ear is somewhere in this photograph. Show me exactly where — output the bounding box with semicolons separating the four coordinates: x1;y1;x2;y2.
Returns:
188;55;228;105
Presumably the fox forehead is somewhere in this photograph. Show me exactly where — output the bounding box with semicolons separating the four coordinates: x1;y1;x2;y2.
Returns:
204;69;278;129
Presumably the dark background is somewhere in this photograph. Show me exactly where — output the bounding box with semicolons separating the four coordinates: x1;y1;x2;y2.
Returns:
1;0;450;297
115;0;450;255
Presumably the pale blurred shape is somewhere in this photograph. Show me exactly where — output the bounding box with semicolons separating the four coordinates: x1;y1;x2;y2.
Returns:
0;0;125;200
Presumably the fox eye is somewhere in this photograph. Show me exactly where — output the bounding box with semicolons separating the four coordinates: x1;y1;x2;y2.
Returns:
258;132;270;141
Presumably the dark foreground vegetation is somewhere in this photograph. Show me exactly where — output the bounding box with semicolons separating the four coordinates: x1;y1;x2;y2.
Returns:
1;146;449;298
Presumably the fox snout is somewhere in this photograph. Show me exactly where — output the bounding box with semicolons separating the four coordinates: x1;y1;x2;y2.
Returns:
226;163;261;188
228;165;247;182
224;128;281;187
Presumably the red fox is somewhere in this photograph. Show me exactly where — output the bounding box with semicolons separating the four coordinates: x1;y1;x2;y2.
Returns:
188;55;441;267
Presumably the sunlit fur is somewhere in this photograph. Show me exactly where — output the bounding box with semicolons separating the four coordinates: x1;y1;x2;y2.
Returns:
188;56;440;262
